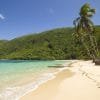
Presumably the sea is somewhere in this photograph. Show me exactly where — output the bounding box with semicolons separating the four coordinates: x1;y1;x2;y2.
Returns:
0;60;72;100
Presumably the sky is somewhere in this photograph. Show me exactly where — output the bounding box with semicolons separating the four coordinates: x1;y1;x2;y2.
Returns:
0;0;100;40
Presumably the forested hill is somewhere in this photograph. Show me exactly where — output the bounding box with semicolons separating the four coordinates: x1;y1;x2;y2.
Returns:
0;27;100;60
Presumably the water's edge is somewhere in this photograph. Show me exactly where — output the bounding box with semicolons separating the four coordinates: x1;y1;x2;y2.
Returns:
18;60;76;100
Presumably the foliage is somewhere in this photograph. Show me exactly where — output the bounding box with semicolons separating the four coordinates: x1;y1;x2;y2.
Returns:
0;27;100;60
73;3;99;60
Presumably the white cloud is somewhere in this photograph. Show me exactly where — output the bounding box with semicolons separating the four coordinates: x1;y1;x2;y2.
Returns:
0;14;5;20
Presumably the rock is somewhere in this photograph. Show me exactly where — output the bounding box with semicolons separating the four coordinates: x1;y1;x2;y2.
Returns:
94;59;100;65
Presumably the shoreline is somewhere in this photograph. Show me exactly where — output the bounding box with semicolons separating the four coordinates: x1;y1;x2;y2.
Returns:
18;60;76;100
19;60;77;100
0;60;74;100
20;69;75;100
20;60;100;100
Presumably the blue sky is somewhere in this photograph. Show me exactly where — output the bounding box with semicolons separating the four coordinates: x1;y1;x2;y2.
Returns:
0;0;100;40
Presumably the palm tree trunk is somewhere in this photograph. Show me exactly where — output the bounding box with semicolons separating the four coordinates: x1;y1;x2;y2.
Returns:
81;37;93;59
88;35;99;60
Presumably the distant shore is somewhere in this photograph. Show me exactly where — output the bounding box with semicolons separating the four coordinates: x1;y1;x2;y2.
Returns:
20;60;100;100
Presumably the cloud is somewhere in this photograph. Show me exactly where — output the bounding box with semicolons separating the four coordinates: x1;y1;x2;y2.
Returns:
0;14;5;20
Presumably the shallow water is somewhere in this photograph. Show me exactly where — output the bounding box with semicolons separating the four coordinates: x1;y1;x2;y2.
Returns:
0;60;70;100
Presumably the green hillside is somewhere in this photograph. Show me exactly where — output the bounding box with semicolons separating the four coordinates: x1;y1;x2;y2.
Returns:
0;27;100;60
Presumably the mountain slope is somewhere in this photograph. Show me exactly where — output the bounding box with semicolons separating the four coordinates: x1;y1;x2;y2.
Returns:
0;27;100;60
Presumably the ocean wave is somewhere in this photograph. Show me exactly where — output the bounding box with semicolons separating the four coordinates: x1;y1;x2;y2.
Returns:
0;71;57;100
0;60;72;100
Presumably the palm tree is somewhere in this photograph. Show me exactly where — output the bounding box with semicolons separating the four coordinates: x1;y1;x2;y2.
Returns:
73;3;99;62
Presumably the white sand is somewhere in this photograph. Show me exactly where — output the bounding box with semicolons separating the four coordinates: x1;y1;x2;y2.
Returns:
20;60;100;100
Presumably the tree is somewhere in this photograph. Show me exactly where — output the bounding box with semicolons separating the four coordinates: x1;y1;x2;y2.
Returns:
73;3;99;62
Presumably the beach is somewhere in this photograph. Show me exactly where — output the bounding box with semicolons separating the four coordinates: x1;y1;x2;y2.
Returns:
0;60;70;100
20;60;100;100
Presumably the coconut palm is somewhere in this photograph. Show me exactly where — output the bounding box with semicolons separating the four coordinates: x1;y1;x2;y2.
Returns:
73;3;99;61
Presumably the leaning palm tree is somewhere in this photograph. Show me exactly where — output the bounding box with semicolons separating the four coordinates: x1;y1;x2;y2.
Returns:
73;3;99;62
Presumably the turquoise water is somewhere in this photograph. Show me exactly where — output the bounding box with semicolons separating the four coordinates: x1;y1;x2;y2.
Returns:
0;60;69;100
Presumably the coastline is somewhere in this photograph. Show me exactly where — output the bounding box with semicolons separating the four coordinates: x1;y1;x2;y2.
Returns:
20;60;100;100
0;60;72;100
17;60;75;100
20;69;74;100
19;60;77;100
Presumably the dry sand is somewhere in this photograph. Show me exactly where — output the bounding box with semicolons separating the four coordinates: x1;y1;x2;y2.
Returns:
20;60;100;100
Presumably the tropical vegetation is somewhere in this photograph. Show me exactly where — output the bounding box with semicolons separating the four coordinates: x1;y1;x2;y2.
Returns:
73;3;100;64
0;26;100;60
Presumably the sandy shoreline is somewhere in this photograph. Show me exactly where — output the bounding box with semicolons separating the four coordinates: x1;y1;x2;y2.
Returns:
20;60;100;100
